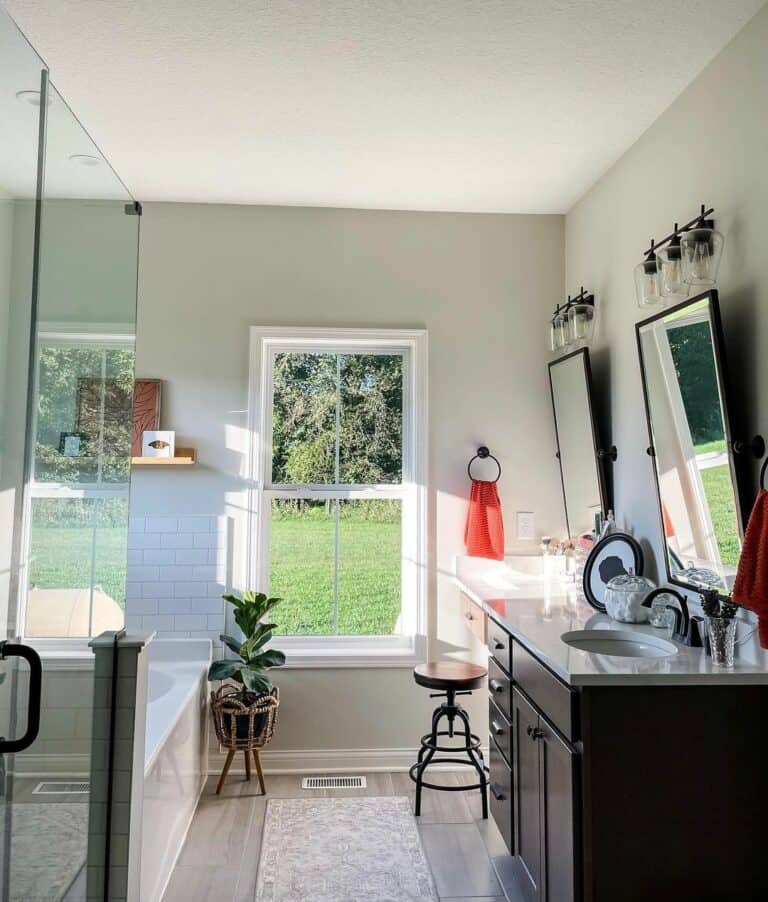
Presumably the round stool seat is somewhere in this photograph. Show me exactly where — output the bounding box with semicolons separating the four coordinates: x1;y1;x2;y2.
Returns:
414;661;487;692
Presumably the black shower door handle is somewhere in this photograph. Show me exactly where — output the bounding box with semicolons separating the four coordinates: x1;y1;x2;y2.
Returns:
0;642;42;753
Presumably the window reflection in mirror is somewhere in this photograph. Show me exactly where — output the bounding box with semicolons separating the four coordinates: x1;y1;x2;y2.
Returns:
549;349;606;538
637;290;741;591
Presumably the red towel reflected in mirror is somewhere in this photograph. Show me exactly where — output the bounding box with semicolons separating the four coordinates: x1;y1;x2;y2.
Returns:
733;489;768;648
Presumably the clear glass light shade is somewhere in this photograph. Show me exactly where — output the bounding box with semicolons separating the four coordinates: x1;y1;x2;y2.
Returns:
656;245;690;300
567;303;595;343
550;313;567;351
634;259;665;308
681;225;724;286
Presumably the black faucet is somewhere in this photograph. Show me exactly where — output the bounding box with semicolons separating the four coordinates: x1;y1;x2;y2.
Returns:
642;587;704;648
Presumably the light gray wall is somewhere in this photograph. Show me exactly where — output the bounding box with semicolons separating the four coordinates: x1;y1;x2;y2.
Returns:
565;4;768;659
131;203;565;752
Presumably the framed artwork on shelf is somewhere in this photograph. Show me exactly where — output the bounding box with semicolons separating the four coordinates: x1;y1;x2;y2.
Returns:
132;378;162;456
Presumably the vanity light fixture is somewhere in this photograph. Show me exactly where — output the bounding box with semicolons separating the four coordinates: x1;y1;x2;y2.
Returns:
636;204;724;308
656;224;690;301
634;240;664;308
550;288;595;351
549;303;568;351
680;206;724;287
566;287;596;344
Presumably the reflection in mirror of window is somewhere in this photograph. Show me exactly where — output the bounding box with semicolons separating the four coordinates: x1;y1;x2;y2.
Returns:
637;291;741;592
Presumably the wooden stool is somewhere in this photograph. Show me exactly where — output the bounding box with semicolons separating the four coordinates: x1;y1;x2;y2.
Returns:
409;661;489;817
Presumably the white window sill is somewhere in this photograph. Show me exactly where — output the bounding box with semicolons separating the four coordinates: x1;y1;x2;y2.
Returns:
278;635;425;669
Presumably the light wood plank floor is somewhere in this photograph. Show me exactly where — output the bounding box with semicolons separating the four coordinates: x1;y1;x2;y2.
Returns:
162;770;520;902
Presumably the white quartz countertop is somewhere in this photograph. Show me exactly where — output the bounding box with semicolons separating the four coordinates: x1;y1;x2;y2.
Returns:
455;555;768;686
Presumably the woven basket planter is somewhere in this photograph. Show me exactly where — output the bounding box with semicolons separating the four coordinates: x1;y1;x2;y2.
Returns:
211;684;279;749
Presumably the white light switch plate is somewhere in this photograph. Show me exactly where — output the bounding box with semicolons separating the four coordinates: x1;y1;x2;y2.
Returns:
516;511;535;541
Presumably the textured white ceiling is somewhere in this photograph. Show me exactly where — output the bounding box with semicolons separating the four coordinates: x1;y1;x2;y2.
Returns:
3;0;765;212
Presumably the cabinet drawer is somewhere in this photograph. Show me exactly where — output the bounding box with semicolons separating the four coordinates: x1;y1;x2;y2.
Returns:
488;656;512;720
489;738;513;854
489;697;512;766
460;593;487;644
487;620;511;674
513;641;577;741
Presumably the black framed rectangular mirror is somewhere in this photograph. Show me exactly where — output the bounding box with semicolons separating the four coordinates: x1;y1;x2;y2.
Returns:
636;289;745;591
548;348;608;538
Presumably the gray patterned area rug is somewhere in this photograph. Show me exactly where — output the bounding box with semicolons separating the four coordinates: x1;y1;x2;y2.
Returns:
255;796;439;902
10;802;88;901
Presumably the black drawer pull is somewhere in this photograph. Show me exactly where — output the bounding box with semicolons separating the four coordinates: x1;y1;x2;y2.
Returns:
491;719;505;736
492;636;505;650
489;679;505;693
490;782;506;802
465;611;474;621
527;726;544;742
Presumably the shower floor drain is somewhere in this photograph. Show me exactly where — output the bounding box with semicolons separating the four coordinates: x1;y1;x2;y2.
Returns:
32;781;90;795
302;775;367;790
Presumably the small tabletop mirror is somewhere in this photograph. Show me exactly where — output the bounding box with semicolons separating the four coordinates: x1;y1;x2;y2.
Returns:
636;289;744;591
549;348;608;538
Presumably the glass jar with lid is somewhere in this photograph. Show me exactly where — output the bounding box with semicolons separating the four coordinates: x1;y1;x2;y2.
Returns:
603;571;656;623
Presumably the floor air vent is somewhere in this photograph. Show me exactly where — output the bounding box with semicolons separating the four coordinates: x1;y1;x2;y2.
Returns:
302;775;367;790
32;781;90;795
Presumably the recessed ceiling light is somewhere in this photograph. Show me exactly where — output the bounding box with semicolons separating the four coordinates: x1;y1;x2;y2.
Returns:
68;154;101;167
15;89;46;106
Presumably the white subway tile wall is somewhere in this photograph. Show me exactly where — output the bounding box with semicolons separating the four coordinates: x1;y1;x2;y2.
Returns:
126;516;226;648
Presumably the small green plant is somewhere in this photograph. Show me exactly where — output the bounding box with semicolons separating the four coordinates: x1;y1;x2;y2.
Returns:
208;591;286;698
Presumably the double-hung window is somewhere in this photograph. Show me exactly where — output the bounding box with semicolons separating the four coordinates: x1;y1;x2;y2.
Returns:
23;324;134;643
248;328;427;666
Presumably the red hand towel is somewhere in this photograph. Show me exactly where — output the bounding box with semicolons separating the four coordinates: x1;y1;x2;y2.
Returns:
464;479;505;561
732;488;768;648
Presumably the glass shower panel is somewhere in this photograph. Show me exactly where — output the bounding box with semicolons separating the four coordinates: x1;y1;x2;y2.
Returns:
0;10;47;902
8;80;139;900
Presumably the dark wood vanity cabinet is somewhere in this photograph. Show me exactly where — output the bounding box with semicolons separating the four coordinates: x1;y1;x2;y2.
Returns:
512;687;577;902
481;612;768;902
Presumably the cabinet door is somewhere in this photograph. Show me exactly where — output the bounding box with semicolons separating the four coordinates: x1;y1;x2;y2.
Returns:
489;739;513;853
540;719;577;902
513;689;541;900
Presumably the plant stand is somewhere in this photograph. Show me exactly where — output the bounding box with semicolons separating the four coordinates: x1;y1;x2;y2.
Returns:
210;685;279;795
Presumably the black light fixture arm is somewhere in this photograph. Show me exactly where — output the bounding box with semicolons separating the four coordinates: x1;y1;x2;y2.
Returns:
642;204;714;258
551;286;594;321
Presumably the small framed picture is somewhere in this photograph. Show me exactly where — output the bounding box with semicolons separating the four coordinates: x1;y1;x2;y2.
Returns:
142;430;175;458
59;432;86;457
583;532;645;613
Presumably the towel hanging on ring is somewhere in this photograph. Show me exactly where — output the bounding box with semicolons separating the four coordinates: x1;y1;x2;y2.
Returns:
465;447;504;561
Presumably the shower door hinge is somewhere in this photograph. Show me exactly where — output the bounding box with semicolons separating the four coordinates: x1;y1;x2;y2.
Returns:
124;201;142;216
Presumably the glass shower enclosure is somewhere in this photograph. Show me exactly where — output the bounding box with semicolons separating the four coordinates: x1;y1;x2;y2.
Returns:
1;8;139;900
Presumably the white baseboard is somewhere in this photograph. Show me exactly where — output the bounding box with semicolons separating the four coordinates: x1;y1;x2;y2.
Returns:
12;753;90;779
207;746;490;775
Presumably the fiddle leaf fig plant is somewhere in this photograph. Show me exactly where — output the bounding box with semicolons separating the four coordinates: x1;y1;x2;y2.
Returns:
208;591;286;698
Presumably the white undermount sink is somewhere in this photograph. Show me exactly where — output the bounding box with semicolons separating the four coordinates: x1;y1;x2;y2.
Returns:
561;629;678;658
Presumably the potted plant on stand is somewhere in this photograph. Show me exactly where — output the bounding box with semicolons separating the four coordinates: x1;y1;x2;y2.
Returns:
208;590;286;794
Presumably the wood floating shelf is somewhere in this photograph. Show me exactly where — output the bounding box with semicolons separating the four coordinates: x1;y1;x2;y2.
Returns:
131;447;197;466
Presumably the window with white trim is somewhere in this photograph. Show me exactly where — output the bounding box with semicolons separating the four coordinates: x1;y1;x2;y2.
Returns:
248;328;427;664
23;325;134;640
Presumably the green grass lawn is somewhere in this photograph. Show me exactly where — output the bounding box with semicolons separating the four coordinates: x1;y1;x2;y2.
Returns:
28;508;403;637
28;525;128;606
269;510;401;636
695;439;727;455
700;463;740;567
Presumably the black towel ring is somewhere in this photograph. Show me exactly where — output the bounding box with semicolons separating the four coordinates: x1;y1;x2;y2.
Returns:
467;446;501;483
760;456;768;491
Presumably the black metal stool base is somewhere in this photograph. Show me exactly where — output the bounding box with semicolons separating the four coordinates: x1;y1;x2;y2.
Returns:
409;689;489;818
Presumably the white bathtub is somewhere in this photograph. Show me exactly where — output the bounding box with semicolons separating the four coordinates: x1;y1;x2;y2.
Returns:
140;639;211;902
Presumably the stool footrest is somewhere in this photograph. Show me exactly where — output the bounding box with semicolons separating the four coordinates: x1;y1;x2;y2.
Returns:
408;760;489;793
419;730;483;754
